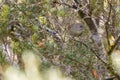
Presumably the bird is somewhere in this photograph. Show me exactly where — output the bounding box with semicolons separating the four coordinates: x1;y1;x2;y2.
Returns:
68;23;85;37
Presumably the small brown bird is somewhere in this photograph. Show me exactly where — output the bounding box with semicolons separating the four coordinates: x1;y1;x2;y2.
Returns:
68;23;85;37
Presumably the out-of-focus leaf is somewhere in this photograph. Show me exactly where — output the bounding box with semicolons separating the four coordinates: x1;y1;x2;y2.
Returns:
104;0;108;10
0;5;10;19
57;9;67;17
37;41;46;48
32;33;39;43
109;35;115;46
32;25;39;32
92;69;99;79
39;16;47;25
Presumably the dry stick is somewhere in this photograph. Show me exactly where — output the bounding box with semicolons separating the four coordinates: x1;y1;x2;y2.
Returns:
105;2;112;47
1;26;14;64
53;1;78;9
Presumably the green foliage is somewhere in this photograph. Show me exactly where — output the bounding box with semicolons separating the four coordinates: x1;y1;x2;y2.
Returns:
0;0;120;80
0;48;5;64
0;5;10;19
0;1;96;80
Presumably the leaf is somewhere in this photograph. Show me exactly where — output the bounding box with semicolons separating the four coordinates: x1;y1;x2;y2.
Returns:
32;33;38;43
32;25;39;32
104;0;108;10
0;5;10;19
37;41;46;48
92;69;99;78
39;15;47;25
109;35;115;46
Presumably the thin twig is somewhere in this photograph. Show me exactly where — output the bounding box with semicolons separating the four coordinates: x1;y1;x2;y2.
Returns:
81;41;108;66
53;1;77;9
105;1;112;47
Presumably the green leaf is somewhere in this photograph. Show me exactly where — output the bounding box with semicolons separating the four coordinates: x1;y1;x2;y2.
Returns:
0;5;10;19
